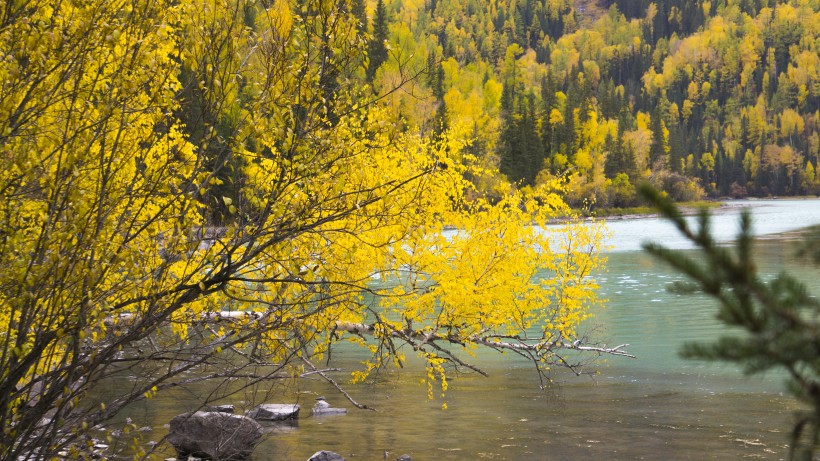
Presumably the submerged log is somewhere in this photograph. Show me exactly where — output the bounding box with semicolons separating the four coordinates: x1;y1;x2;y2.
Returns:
332;321;635;358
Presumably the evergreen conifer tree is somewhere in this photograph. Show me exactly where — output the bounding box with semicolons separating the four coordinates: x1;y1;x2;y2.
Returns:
433;100;449;142
604;133;619;178
351;0;367;33
433;62;445;100
649;105;670;168
366;0;389;82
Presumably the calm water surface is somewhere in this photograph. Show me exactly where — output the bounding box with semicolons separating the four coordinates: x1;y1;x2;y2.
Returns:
602;198;820;252
125;199;820;460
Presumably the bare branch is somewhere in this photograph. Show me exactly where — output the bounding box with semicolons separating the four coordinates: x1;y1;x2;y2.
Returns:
334;321;635;358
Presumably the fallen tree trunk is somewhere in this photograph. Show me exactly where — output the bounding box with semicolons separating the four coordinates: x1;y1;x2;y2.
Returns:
107;311;634;358
332;321;635;358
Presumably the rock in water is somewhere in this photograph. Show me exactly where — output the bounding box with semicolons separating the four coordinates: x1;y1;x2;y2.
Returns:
167;411;262;460
312;398;347;416
246;403;300;421
312;407;347;416
307;451;345;461
206;404;235;414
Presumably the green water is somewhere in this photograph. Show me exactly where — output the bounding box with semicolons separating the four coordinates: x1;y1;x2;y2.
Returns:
111;200;820;460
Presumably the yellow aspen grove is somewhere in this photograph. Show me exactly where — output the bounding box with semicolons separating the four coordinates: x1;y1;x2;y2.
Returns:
0;0;621;459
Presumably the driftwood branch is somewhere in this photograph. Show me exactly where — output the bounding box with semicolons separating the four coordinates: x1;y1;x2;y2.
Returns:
299;357;376;411
107;310;266;326
108;311;634;358
333;321;635;358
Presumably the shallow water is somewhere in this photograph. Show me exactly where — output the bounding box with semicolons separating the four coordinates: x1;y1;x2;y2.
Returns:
114;199;820;460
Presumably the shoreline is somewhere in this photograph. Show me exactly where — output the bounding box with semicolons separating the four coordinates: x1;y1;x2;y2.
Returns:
587;196;820;222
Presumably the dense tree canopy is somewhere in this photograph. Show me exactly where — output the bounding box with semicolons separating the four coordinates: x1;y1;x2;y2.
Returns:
366;0;820;209
0;0;617;459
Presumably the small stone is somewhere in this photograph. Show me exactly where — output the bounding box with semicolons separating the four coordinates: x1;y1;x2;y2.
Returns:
247;404;300;421
206;404;235;414
312;407;347;416
307;451;345;461
312;398;346;416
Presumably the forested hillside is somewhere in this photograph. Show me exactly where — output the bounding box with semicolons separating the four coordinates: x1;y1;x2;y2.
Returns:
364;0;820;208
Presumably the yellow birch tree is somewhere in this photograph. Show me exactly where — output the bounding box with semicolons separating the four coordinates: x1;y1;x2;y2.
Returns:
0;0;621;459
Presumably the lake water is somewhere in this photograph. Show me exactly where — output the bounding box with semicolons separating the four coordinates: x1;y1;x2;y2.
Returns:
123;199;820;461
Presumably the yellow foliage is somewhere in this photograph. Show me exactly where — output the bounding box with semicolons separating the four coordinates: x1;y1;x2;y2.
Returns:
779;109;805;139
549;108;565;125
0;0;609;437
636;111;651;131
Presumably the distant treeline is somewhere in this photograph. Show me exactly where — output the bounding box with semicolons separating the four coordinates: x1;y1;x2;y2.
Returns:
361;0;820;208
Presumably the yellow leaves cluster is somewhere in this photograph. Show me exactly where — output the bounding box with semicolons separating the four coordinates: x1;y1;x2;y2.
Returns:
272;0;294;37
359;170;605;375
223;83;605;388
0;0;611;418
0;0;208;401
